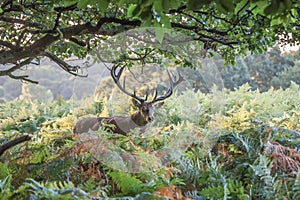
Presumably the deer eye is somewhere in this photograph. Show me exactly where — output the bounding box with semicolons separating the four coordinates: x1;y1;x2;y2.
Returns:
142;107;148;112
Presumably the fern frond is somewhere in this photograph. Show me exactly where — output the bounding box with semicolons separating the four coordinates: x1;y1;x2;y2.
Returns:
24;178;90;199
227;179;249;200
109;171;151;196
199;153;228;199
265;141;300;174
80;179;110;198
292;170;300;199
0;175;12;199
199;185;224;200
250;154;277;198
176;156;202;184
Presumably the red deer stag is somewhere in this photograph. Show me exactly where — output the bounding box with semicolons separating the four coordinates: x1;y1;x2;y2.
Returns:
73;65;184;135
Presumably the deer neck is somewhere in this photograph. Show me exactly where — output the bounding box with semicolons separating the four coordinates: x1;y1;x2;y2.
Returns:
131;111;148;126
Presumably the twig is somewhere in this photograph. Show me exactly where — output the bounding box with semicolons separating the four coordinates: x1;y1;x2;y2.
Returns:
0;16;43;28
8;74;39;84
69;37;87;47
0;40;18;50
53;12;62;30
0;135;32;157
0;57;33;75
43;51;87;77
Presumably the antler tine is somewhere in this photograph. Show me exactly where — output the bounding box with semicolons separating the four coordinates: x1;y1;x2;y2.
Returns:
152;69;185;103
145;89;149;101
152;89;158;102
167;69;174;89
174;70;185;87
111;65;146;103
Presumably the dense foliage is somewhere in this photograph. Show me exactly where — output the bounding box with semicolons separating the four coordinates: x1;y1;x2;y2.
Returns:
1;81;300;199
0;0;299;82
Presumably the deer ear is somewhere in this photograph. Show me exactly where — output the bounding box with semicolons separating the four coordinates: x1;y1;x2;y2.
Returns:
155;102;164;109
132;98;141;108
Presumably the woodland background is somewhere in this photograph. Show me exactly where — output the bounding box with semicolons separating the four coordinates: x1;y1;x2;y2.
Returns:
1;46;300;102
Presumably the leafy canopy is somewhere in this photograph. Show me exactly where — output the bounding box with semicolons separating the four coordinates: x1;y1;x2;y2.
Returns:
0;0;299;82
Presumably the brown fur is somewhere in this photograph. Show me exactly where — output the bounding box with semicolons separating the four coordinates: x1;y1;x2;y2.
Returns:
73;103;162;135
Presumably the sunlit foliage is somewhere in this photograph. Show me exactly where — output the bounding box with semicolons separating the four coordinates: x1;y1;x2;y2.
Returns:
1;81;300;199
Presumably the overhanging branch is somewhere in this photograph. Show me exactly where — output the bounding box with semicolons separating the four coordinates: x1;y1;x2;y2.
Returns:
8;74;39;84
43;51;87;77
0;40;18;50
0;16;43;28
0;57;34;75
0;57;40;83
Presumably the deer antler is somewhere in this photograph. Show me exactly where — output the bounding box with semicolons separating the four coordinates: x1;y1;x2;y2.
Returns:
152;69;185;103
111;65;148;103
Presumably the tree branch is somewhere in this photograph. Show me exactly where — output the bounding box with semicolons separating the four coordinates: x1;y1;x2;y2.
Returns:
0;40;18;50
170;22;236;46
176;10;228;36
54;3;77;12
69;37;87;47
95;17;141;31
53;12;62;30
193;10;232;24
0;57;34;75
43;51;87;77
8;74;39;84
0;17;140;65
0;57;39;83
0;0;13;10
195;32;237;47
0;135;32;157
0;15;140;81
0;16;43;28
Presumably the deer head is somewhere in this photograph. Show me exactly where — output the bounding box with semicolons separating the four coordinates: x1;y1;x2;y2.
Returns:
111;65;184;125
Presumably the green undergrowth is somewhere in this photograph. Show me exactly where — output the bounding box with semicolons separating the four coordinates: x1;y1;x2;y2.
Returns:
1;83;300;199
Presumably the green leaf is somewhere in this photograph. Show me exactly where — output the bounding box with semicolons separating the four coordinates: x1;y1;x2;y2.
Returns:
216;0;235;13
162;0;170;11
271;18;282;26
141;15;153;27
153;0;163;13
160;14;171;28
168;0;181;9
132;4;142;17
264;0;279;16
62;0;77;7
140;6;152;20
234;0;249;15
0;163;10;179
116;0;125;7
162;0;180;11
141;0;154;7
282;0;292;10
108;171;148;195
187;0;208;10
250;0;269;15
155;28;165;44
96;0;109;14
77;0;89;9
127;4;141;17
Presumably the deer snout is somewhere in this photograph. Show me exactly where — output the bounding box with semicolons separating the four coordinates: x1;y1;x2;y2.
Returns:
148;116;154;122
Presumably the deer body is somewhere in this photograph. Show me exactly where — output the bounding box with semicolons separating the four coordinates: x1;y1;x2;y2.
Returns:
73;65;184;135
74;105;156;135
